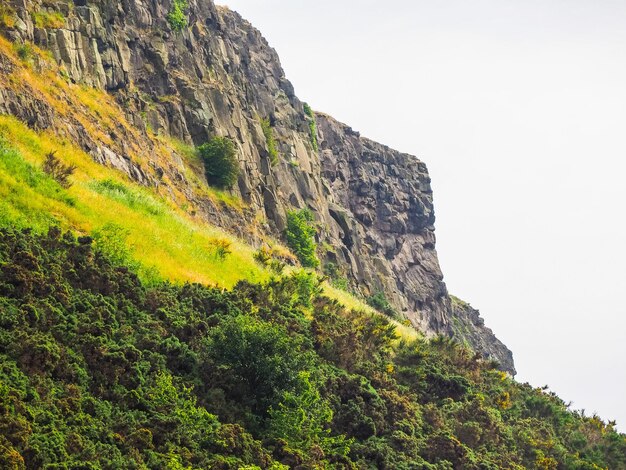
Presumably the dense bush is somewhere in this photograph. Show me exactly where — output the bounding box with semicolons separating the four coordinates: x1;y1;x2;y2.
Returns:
0;227;624;469
198;136;240;189
285;208;320;268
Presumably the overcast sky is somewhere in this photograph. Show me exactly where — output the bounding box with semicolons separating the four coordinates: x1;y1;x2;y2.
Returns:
219;0;626;430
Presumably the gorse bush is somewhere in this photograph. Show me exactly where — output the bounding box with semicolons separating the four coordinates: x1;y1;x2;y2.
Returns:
198;136;240;189
286;208;319;268
0;227;624;468
208;238;232;261
253;246;286;274
167;0;188;32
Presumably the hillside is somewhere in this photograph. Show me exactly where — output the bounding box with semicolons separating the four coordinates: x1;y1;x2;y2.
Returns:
0;0;513;373
0;0;625;468
1;228;625;468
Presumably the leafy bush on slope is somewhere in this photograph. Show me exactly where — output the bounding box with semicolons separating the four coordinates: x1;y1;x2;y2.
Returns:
0;227;624;468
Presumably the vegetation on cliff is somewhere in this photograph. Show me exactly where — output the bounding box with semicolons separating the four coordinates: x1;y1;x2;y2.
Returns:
198;137;240;189
261;118;279;165
286;208;320;269
0;228;624;469
167;0;188;32
303;104;319;152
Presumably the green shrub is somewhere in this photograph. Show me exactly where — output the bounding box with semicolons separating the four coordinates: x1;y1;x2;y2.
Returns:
198;136;239;189
253;246;272;266
253;246;286;274
366;291;399;319
285;209;319;268
303;103;318;152
202;314;315;418
261;118;278;165
167;0;188;32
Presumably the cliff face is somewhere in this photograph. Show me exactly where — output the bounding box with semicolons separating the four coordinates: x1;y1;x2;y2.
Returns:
0;0;514;373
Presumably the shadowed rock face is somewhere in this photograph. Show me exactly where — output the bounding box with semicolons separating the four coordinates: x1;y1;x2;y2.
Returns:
449;298;516;375
1;0;515;373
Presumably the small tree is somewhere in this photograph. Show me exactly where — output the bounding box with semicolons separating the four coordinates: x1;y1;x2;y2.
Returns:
198;137;239;189
42;151;76;188
286;208;319;268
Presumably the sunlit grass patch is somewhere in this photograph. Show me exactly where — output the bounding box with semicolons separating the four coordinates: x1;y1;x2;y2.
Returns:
0;140;75;206
0;117;266;287
90;179;165;216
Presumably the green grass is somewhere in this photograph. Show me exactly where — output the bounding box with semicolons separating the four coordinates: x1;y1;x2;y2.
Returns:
303;103;318;151
89;179;165;216
0;139;75;230
261;118;278;165
0;117;265;288
32;11;65;28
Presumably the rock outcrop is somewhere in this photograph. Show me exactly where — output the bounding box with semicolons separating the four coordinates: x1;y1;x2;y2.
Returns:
0;0;515;373
448;297;515;375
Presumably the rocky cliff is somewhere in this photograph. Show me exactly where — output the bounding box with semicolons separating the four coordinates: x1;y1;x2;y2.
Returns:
0;0;514;373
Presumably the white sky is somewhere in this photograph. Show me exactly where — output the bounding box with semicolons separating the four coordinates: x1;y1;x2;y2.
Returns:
219;0;626;429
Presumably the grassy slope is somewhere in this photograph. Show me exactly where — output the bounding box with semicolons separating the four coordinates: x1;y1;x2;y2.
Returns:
0;37;411;336
0;116;266;288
